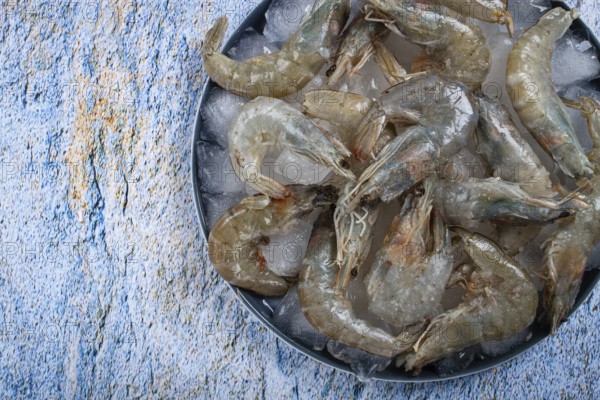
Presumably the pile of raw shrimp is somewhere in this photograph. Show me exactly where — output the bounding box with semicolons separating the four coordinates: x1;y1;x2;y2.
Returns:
201;0;600;377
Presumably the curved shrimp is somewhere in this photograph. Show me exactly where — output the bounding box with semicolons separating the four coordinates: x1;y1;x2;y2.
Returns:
354;74;477;161
208;184;338;296
229;97;355;199
506;7;594;179
404;228;538;372
432;178;571;228
328;13;406;86
203;0;351;98
366;0;491;90
543;95;600;332
476;96;554;197
340;75;477;212
542;199;600;332
427;0;514;36
298;208;416;357
366;180;454;329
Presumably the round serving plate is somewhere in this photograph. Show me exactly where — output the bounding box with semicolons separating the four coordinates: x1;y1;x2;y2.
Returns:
192;0;600;382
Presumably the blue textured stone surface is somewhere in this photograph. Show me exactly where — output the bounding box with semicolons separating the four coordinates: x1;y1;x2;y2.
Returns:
0;0;598;398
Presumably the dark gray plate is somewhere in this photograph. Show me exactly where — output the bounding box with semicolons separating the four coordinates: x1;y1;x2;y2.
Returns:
192;0;600;382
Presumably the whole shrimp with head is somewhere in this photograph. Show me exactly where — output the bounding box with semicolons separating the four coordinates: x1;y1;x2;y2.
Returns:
229;97;355;199
366;0;491;90
328;12;407;86
404;228;538;372
203;0;351;98
542;95;600;332
365;180;454;331
208;184;338;296
340;75;478;213
299;208;417;357
506;7;594;179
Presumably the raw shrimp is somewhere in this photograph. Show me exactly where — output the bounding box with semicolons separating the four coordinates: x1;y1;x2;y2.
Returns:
563;96;600;166
476;96;554;197
328;13;406;86
433;178;571;227
427;0;514;36
208;184;338;296
229;97;355;199
343;126;439;212
340;75;478;212
506;7;594;179
298;208;416;356
203;0;351;98
354;74;477;161
404;228;538;372
333;185;381;291
542;198;600;332
543;96;600;332
366;180;454;329
366;0;491;89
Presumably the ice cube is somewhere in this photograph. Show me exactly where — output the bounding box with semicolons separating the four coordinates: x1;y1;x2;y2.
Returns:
481;30;514;105
263;0;317;44
274;149;331;185
339;58;390;99
326;341;391;381
200;87;247;148
433;346;479;377
553;30;600;92
480;328;532;357
226;28;279;61
565;106;593;152
272;285;330;351
509;0;552;37
201;192;246;230
197;142;246;193
260;220;313;277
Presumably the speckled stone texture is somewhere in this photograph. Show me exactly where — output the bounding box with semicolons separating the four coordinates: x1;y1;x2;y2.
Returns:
0;0;598;398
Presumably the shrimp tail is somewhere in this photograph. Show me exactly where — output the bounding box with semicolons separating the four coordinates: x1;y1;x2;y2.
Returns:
373;39;407;85
204;16;228;56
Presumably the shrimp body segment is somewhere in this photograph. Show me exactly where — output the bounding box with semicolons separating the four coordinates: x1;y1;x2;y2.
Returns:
506;7;594;179
476;96;554;197
229;97;355;199
354;74;477;162
299;209;414;356
428;0;514;36
367;0;491;89
208;185;339;296
433;178;571;227
203;0;351;98
542;198;600;332
366;180;454;329
405;228;538;372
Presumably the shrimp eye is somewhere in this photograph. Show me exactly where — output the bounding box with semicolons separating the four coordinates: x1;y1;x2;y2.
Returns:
340;160;351;169
351;268;358;278
415;187;425;197
258;235;270;246
326;65;337;77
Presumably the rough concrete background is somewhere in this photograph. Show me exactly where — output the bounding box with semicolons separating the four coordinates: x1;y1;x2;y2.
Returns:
0;0;598;398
